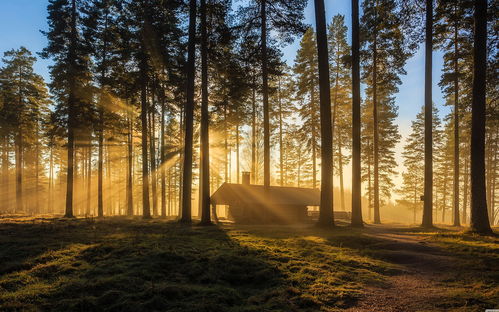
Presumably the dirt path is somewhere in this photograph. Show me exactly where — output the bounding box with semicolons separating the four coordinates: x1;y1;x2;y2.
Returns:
346;225;458;312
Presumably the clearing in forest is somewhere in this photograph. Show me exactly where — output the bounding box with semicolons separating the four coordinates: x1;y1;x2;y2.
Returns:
0;217;497;312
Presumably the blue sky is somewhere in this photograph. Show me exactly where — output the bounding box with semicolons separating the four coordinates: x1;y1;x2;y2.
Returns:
0;0;451;194
0;0;51;79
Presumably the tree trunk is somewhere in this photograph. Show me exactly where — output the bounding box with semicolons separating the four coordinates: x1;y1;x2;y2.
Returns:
236;123;240;184
48;145;53;214
149;104;158;216
311;83;317;189
453;2;461;227
199;0;211;225
140;58;151;219
251;84;256;184
351;0;363;227
15;133;23;213
127;105;134;216
469;0;492;234
463;156;469;223
86;144;91;216
373;29;380;224
442;177;447;223
178;106;183;215
338;138;345;211
224;105;229;182
314;0;334;227
368;138;372;221
160;91;166;218
180;0;197;223
261;0;270;188
98;108;104;217
278;77;284;186
35;125;40;215
2;135;8;212
422;0;433;228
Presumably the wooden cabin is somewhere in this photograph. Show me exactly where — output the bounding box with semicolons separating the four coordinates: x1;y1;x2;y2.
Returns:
210;172;321;223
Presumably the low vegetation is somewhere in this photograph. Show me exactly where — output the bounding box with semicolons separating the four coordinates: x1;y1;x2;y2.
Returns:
0;217;497;311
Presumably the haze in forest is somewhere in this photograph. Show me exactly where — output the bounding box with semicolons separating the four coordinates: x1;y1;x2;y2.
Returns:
0;0;497;228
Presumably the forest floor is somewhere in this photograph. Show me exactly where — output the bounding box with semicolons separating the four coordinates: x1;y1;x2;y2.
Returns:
0;216;497;312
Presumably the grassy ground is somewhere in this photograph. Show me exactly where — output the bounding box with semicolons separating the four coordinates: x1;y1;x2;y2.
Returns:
0;216;497;312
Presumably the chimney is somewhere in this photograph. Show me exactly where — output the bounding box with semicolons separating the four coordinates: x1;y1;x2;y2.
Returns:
242;172;250;185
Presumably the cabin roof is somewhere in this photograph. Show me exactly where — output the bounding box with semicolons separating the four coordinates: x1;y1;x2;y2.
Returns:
210;183;320;206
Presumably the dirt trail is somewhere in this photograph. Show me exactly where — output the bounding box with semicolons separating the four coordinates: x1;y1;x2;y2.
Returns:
346;225;457;312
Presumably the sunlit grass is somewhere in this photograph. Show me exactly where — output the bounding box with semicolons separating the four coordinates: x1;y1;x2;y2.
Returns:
0;218;497;311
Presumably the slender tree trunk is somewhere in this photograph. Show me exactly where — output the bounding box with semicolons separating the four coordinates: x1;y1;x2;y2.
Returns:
442;179;447;223
140;58;151;219
331;52;343;211
338;139;345;211
106;143;112;215
150;104;158;216
86;144;91;216
278;77;284;186
236;123;240;183
315;0;334;227
224;105;228;183
311;85;317;189
180;0;197;223
15;134;23;213
368;138;372;221
48;145;53;213
35;125;40;215
2;135;8;212
168;166;172;216
469;0;492;234
65;116;75;218
261;0;270;188
453;3;461;227
160;91;166;218
297;146;301;187
178;106;183;215
351;0;363;227
463;156;469;223
127;104;134;216
373;32;380;224
98;108;104;217
199;0;211;225
251;85;256;184
422;0;433;228
411;186;415;223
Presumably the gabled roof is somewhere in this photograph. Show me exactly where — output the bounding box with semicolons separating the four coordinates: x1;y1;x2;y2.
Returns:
211;183;320;206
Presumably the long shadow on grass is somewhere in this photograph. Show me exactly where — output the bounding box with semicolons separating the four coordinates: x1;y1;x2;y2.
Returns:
0;219;297;312
233;223;499;311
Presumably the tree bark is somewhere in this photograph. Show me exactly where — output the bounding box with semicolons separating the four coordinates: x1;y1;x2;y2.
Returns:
199;0;211;225
422;0;433;228
453;2;461;227
278;77;284;186
351;0;363;227
140;58;151;219
86;144;91;216
149;102;158;216
160;90;166;218
261;0;270;188
469;0;492;234
372;27;380;224
15;133;23;213
251;84;256;184
127;103;134;216
314;0;334;227
180;0;197;223
64;0;77;218
2;135;8;212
